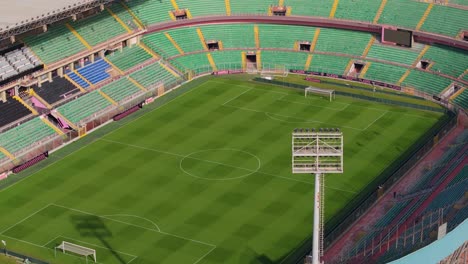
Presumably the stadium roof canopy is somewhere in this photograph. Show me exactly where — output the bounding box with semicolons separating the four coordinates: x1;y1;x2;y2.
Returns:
0;0;114;40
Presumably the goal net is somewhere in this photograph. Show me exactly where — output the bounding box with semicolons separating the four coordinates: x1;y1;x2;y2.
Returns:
261;64;288;77
305;87;335;102
56;241;96;263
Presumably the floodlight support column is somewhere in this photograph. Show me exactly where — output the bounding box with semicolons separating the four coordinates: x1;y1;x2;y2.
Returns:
311;172;321;264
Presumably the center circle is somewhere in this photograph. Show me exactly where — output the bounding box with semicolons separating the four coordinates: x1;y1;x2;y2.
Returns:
179;149;261;180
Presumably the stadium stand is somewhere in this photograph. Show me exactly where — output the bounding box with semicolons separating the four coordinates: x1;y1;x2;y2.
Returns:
107;3;140;31
402;70;453;95
0;47;41;81
107;45;152;71
421;5;468;37
56;91;112;124
68;11;127;46
366;43;423;65
129;62;181;89
142;32;181;58
175;0;226;17
378;0;428;29
365;63;408;84
200;24;256;48
0;118;56;154
171;53;210;74
334;0;381;22
453;90;468;109
423;45;468;78
100;77;142;103
22;24;86;64
229;0;274;14
32;77;80;105
76;59;111;85
67;71;90;89
287;0;332;17
308;54;349;74
0;98;32;128
261;51;308;70
314;28;371;55
124;0;172;26
258;25;317;49
166;27;205;53
210;50;243;70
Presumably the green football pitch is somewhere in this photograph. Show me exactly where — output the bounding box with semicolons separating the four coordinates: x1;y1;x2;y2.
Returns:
0;77;444;264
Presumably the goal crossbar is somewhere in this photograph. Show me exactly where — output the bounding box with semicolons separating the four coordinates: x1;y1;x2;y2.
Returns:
305;86;335;102
56;241;96;263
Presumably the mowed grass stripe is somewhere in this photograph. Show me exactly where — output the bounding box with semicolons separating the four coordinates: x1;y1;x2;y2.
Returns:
0;77;444;264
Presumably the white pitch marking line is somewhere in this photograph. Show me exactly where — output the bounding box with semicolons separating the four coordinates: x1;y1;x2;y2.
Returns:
127;256;138;264
0;203;52;234
42;235;61;247
222;88;253;106
362;110;388;131
264;112;363;131
51;203;216;248
100;214;161;232
192;245;216;264
277;98;349;111
59;235;138;259
100;139;315;185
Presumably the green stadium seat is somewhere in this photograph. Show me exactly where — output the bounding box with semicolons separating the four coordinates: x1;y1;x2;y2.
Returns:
314;28;371;56
421;5;468;37
453;89;468;109
23;24;86;64
108;2;140;31
423;45;468;78
378;0;428;29
171;53;211;75
101;77;142;103
287;0;332;17
176;0;226;17
130;62;181;89
366;43;423;66
230;0;275;15
57;91;112;124
261;51;308;70
365;63;407;84
107;45;152;71
210;50;243;71
309;54;349;75
166;27;204;53
0;118;56;154
403;70;453;95
69;11;127;46
200;24;256;49
334;0;381;22
258;25;317;49
142;33;181;58
124;0;173;26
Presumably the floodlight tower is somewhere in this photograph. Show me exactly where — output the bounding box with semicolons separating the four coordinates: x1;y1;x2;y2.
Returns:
292;128;343;264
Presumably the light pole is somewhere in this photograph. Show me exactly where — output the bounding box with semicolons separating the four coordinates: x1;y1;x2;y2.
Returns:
292;128;344;264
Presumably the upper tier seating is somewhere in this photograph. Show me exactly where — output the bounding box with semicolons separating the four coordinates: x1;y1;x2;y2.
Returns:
33;77;80;104
200;24;256;49
76;59;111;85
108;3;140;31
101;77;142;102
0;118;56;154
107;45;152;71
423;45;468;78
259;25;317;49
450;0;468;5
0;57;17;81
314;28;371;55
0;98;32;128
130;62;181;88
171;53;210;75
176;0;226;17
230;0;275;14
261;51;308;70
124;0;172;26
403;70;453;95
23;24;86;64
286;0;332;17
421;5;468;37
364;63;407;84
366;43;423;66
142;33;181;58
334;0;381;22
453;89;468;109
378;0;428;29
56;91;112;124
69;11;127;46
211;50;243;70
0;47;41;81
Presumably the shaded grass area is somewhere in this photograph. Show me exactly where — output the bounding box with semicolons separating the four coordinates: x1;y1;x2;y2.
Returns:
0;77;444;263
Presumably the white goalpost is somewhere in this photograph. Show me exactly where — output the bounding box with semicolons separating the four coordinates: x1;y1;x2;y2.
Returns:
305;86;335;102
55;241;96;263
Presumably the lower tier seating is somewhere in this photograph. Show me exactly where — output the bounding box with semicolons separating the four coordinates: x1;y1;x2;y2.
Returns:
130;62;181;88
33;77;80;104
142;33;181;58
261;51;308;70
211;50;243;71
56;91;112;124
0;98;32;128
365;63;407;84
101;77;142;102
453;89;468;109
171;53;210;75
403;70;453;95
107;45;152;71
423;45;468;78
77;59;111;84
0;118;56;154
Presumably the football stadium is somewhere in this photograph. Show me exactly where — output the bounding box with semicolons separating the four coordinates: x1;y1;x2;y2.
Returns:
0;0;466;263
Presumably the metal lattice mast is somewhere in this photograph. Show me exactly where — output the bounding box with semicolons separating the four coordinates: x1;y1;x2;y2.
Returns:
292;128;343;264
